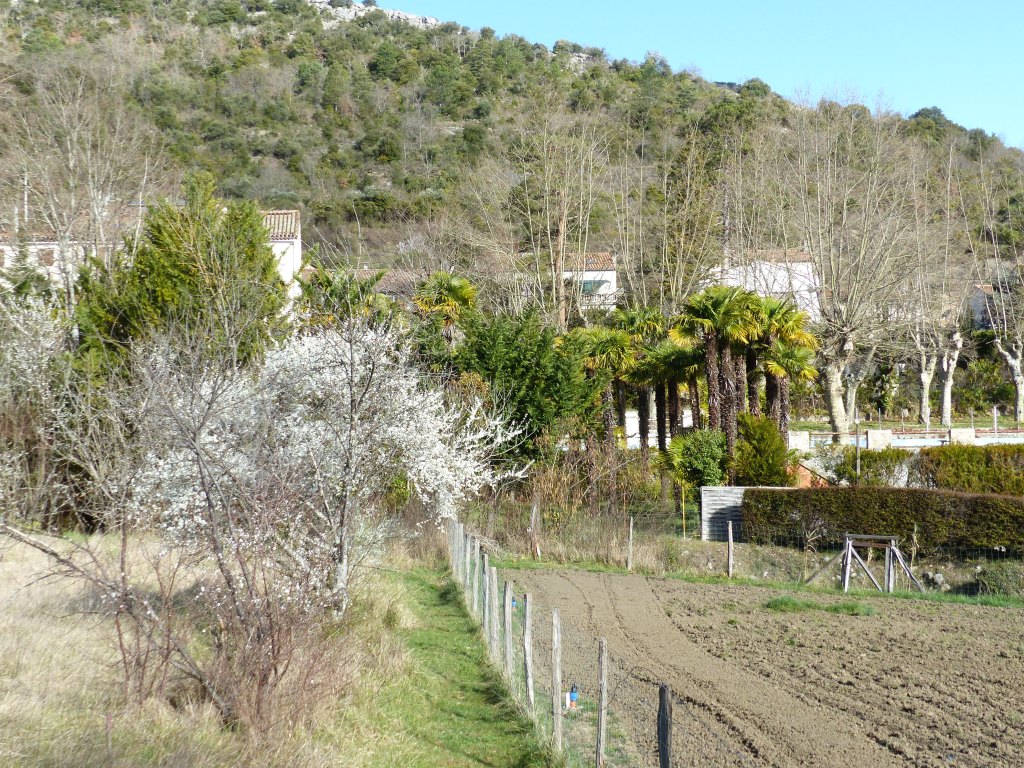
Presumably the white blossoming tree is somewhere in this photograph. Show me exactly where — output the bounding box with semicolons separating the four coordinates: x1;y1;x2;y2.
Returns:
2;312;514;729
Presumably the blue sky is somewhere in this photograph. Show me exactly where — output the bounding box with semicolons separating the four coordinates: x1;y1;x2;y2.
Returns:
387;0;1023;148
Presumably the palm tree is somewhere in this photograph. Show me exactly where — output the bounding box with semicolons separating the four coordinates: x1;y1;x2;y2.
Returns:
647;340;701;439
610;305;665;463
764;339;817;434
571;326;633;446
673;287;758;464
756;298;817;430
302;268;397;326
414;272;478;342
651;437;689;537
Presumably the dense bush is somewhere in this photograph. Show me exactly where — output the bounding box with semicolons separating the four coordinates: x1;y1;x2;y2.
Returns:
821;446;913;487
674;429;726;488
742;486;1024;551
733;414;794;487
911;444;1024;495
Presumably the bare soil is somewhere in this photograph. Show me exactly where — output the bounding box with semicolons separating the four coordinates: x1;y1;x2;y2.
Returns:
511;568;1024;767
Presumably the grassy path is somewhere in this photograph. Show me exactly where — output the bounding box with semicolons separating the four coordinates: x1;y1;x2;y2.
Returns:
366;567;551;768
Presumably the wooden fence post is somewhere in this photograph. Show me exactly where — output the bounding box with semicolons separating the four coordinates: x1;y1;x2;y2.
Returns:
463;532;472;594
841;538;852;593
503;580;514;681
552;608;562;752
524;592;535;711
727;520;734;578
482;553;490;628
488;566;499;661
627;516;634;572
657;683;672;768
530;501;541;559
595;638;608;767
453;522;462;585
460;528;468;585
472;538;481;617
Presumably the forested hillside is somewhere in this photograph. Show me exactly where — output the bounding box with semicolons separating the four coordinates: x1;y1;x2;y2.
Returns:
2;0;1019;272
3;0;1024;430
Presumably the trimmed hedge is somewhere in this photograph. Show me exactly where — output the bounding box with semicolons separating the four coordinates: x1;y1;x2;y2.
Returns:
827;446;912;487
912;444;1024;496
742;486;1024;551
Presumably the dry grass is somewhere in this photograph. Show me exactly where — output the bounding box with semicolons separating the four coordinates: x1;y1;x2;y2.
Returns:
0;538;419;768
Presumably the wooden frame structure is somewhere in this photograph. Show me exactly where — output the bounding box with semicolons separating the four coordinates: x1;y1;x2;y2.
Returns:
806;534;925;593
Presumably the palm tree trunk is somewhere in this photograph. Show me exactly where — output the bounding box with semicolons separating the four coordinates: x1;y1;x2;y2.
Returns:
655;382;668;453
673;481;683;536
766;371;781;428
668;378;681;436
720;341;738;475
746;347;761;416
704;333;721;430
779;375;792;436
603;382;619;516
614;379;627;429
688;376;703;430
735;353;748;413
602;381;615;448
637;386;650;464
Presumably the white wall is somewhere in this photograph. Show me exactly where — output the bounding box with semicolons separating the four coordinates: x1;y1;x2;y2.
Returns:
717;261;819;320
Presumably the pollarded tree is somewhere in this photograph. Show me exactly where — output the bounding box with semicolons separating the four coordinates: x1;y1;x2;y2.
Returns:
736;100;919;439
973;157;1024;423
899;143;974;427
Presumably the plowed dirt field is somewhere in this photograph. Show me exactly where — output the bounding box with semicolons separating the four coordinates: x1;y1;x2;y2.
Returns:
511;569;1024;768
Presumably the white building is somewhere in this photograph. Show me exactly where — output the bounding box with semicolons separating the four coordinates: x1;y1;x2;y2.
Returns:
715;249;819;320
262;210;303;300
563;252;618;311
0;210;303;299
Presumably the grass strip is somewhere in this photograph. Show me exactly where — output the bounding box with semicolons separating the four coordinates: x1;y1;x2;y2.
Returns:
370;567;553;768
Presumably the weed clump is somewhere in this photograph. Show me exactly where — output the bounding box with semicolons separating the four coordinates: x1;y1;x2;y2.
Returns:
764;595;875;616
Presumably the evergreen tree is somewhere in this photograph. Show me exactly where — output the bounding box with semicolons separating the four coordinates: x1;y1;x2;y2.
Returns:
76;173;287;369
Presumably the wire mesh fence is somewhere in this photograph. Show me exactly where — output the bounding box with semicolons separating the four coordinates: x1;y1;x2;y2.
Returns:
444;516;1024;767
445;519;656;767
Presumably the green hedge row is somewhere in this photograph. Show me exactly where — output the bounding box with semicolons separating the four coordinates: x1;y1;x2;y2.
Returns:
827;446;912;487
912;444;1024;496
742;487;1024;551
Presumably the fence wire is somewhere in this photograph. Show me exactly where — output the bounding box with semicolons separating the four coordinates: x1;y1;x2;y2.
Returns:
444;516;1023;768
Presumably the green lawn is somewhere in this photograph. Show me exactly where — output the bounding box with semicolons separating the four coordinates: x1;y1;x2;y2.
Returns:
362;568;553;768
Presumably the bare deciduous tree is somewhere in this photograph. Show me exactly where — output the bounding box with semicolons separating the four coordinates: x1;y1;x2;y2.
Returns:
740;100;918;437
0;52;169;314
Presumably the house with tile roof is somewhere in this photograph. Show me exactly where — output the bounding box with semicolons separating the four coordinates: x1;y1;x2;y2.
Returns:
561;252;618;311
715;249;820;320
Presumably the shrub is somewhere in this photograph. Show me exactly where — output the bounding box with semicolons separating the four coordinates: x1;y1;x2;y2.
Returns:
733;414;794;487
822;446;913;487
742;486;1024;551
911;444;1024;495
975;561;1024;598
674;429;726;487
